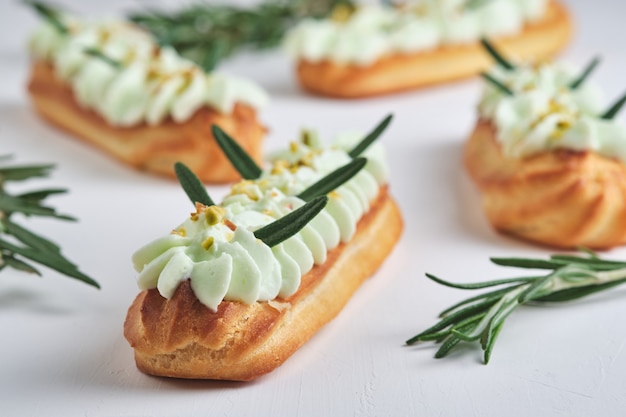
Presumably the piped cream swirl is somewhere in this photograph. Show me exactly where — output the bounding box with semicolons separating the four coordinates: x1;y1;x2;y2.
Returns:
132;131;389;311
285;0;548;66
477;61;626;161
29;16;268;126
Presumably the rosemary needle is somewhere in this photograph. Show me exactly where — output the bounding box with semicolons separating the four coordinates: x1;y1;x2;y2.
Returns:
480;72;514;96
254;196;328;247
174;162;215;206
83;47;123;69
297;158;366;202
601;90;626;120
211;125;262;180
23;0;68;34
348;114;393;158
480;38;515;71
173;161;328;248
407;250;626;364
569;56;601;90
0;156;98;288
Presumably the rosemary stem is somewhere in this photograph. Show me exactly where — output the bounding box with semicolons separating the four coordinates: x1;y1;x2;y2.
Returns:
536;265;626;296
455;285;526;341
410;251;626;363
596;266;626;282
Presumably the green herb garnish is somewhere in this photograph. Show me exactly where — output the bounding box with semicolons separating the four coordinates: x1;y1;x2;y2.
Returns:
465;0;493;10
297;157;366;202
174;162;215;206
128;0;354;71
348;114;393;158
173;161;328;247
406;250;626;364
23;0;68;34
601;90;626;120
254;195;328;247
213;120;379;206
480;72;514;96
211;125;262;180
0;157;98;288
569;56;601;90
480;38;515;71
83;47;123;69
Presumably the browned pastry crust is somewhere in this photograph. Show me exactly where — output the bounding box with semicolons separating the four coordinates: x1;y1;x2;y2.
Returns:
27;62;266;183
124;188;403;381
296;1;572;98
464;120;626;249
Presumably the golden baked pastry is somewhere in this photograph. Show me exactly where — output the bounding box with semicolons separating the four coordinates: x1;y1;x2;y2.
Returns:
464;47;626;249
26;12;268;183
287;0;572;98
465;120;626;249
125;189;402;380
124;120;403;380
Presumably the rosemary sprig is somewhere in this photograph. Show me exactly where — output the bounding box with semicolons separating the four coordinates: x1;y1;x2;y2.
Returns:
211;125;262;180
297;157;366;202
601;90;626;120
406;250;626;364
23;0;68;34
213;119;384;202
480;72;514;96
128;0;354;71
254;195;328;247
480;38;515;71
83;47;122;69
173;162;328;248
0;157;98;288
465;0;493;10
215;113;392;183
174;162;215;206
348;114;393;158
569;56;601;90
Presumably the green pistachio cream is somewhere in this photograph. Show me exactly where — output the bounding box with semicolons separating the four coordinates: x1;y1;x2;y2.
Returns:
29;15;268;126
478;60;626;161
285;0;548;67
132;131;389;311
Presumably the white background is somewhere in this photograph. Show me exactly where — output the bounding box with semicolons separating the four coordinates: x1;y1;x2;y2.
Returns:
2;1;626;416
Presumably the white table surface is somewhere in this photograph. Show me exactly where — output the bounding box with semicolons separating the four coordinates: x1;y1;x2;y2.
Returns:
2;1;626;416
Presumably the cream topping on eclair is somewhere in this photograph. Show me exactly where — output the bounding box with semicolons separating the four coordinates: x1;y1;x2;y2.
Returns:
284;0;548;66
477;61;626;161
131;131;389;311
29;17;269;126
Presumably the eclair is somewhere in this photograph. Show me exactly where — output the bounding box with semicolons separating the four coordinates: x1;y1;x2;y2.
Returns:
285;0;572;98
27;11;268;183
464;44;626;248
124;118;403;380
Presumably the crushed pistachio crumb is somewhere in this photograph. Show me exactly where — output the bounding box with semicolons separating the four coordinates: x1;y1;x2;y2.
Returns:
202;236;215;250
330;3;355;22
205;206;226;225
550;120;573;140
171;227;187;237
123;48;136;66
300;129;313;146
230;180;260;201
98;29;111;44
271;160;289;175
176;69;195;93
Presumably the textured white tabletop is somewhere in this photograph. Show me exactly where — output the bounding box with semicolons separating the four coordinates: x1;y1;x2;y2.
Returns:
1;1;626;416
